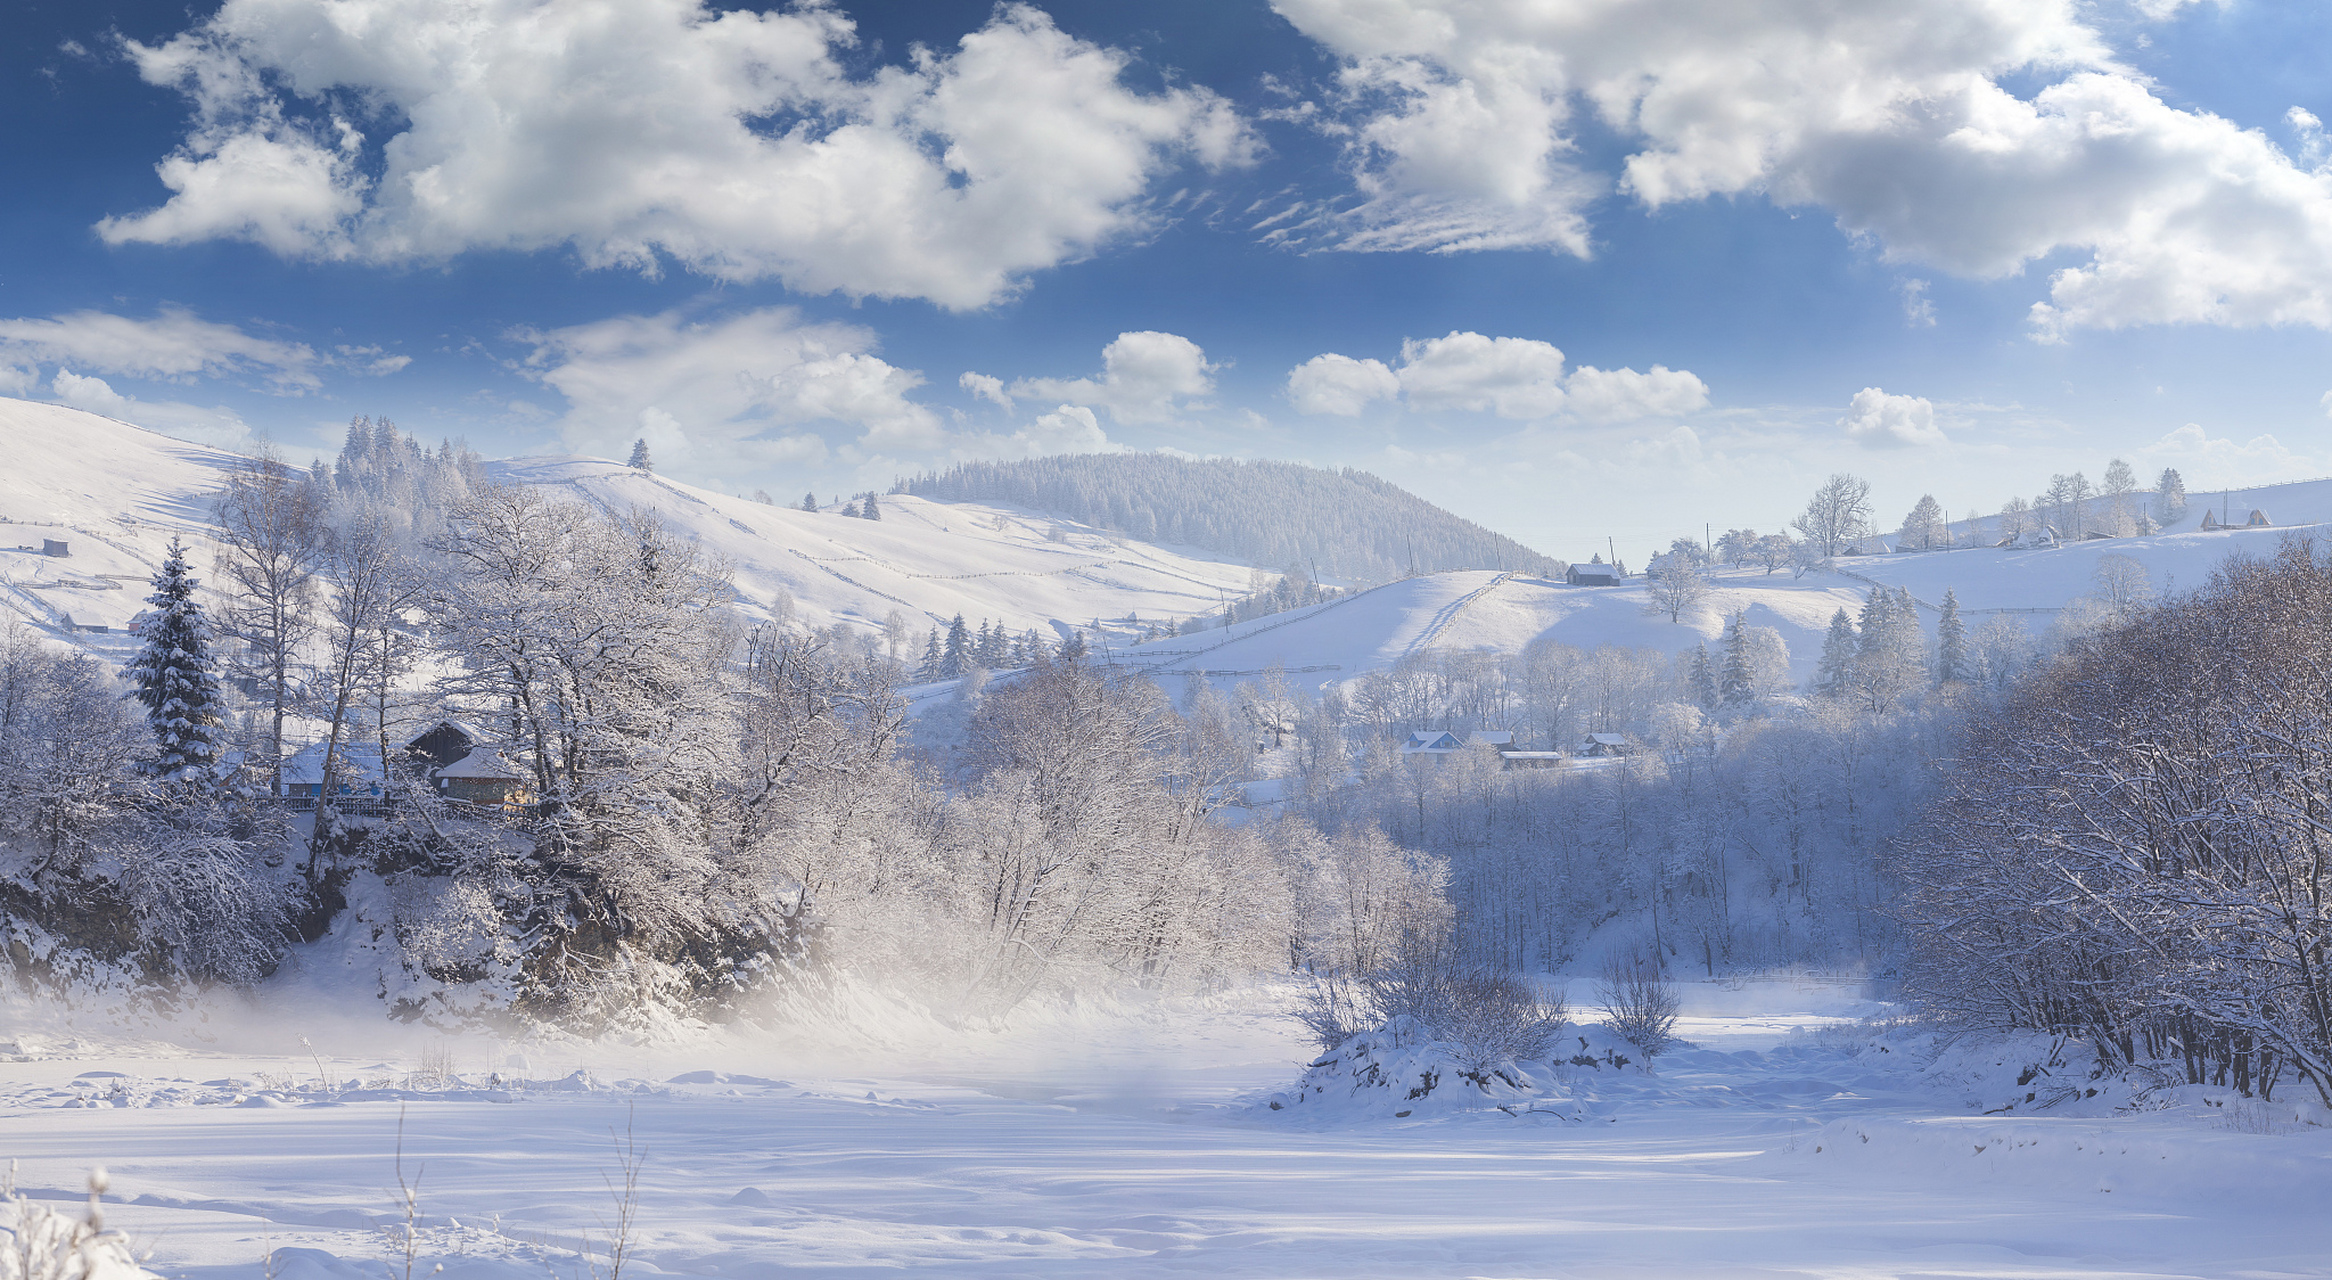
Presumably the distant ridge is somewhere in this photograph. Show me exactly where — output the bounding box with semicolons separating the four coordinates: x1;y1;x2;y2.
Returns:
897;455;1562;583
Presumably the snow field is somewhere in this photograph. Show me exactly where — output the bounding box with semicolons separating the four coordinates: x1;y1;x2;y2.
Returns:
1;982;2327;1279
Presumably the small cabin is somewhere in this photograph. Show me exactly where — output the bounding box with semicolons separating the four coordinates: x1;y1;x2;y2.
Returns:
1402;730;1465;756
433;747;530;807
1567;563;1619;586
41;540;68;558
2248;509;2271;528
404;719;490;771
1578;733;1631;758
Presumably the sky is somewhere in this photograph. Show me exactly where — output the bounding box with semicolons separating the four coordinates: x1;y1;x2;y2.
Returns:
5;0;2332;563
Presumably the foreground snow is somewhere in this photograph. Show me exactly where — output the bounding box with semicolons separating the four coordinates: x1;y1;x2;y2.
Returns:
0;980;2326;1279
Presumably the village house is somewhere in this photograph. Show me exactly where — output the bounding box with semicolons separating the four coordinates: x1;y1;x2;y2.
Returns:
401;719;531;807
1577;732;1631;757
1566;562;1619;586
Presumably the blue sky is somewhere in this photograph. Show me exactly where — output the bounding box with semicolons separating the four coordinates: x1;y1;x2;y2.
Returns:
5;0;2331;563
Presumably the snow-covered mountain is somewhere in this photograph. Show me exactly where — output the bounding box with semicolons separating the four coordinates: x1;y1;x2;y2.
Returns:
11;394;2332;696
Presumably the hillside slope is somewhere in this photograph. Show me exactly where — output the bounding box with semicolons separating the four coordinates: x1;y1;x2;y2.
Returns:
897;454;1563;583
493;457;1256;639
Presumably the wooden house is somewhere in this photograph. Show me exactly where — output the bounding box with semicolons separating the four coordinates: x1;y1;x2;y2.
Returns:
1578;732;1631;757
401;719;531;807
1567;563;1619;586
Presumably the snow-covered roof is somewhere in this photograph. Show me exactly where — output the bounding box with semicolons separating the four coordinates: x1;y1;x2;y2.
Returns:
280;742;388;787
403;719;487;749
1584;733;1628;746
434;747;526;781
1470;731;1514;747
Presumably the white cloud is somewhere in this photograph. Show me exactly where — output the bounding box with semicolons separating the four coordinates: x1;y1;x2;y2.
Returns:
1286;352;1399;415
1274;0;2332;336
1900;279;1936;328
49;368;255;448
103;1;1254;309
959;372;1012;410
2320;389;2332;418
519;307;941;470
1288;330;1708;422
1017;404;1110;454
1560;364;1710;422
1840;387;1945;448
1397;331;1569;418
2139;423;2318;486
1010;331;1216;423
0;305;322;389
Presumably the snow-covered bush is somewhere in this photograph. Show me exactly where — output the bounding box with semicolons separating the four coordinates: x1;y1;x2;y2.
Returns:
1596;953;1681;1055
0;1167;149;1280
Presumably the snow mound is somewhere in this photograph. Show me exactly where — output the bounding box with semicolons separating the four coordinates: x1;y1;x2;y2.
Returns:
1261;1015;1648;1121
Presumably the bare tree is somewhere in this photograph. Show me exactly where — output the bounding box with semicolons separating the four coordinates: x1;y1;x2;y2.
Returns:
2091;552;2151;620
307;517;421;874
214;450;326;795
1642;555;1709;623
1790;473;1873;556
2101;458;2137;536
1897;494;1948;551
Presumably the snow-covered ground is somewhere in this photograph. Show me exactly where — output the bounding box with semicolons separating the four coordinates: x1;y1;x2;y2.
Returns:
2;980;2325;1280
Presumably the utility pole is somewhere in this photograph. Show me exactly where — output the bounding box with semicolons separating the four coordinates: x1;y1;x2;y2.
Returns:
1607;535;1617;573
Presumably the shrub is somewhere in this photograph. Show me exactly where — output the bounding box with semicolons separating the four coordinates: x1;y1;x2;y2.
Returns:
1597;953;1680;1055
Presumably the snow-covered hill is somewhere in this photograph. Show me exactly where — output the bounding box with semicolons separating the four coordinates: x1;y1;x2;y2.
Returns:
0;400;1258;655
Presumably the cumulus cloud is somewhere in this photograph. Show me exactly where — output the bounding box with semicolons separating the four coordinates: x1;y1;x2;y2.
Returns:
2139;423;2318;485
1839;387;1945;448
959;372;1012;410
49;368;255;448
1010;331;1216;423
102;1;1255;309
0;305;325;389
1286;330;1707;422
1286;352;1399;415
518;306;942;470
1273;0;2332;336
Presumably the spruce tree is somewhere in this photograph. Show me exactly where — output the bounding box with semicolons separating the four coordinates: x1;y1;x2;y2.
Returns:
1059;630;1089;663
127;536;227;787
941;614;972;678
1936;588;1967;686
918;630;941;681
628;438;652;471
862;492;882;520
1814;607;1857;697
1687;643;1719;709
1720;614;1755;705
800;491;819;513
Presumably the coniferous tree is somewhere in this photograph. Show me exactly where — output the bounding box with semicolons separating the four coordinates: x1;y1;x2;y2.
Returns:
800;491;819;513
1059;630;1089;663
1813;607;1857;697
941;615;972;678
127;536;226;788
1719;614;1755;705
628;439;653;471
918;630;942;681
1936;588;1967;686
862;492;883;520
1686;643;1718;709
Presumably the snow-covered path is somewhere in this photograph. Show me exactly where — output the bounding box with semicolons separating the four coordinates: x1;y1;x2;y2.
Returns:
1;985;2326;1279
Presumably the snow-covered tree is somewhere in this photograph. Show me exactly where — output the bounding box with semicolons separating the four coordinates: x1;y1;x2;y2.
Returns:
2093;553;2152;620
213;450;325;793
1897;494;1948;551
1719;615;1754;706
127;536;227;788
1934;588;1967;685
1751;532;1795;575
1714;528;1757;567
1813;608;1856;697
1643;554;1709;623
1791;473;1873;556
2155;467;2188;523
2101;457;2136;535
941;615;972;678
628;438;652;471
800;491;818;513
862;492;883;521
1686;643;1718;709
1998;495;2032;541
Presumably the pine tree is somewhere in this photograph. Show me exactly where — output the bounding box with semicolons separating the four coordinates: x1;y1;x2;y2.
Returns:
1935;588;1967;686
941;615;971;678
127;536;226;787
918;630;941;681
628;439;653;471
1687;643;1718;709
1813;607;1857;697
1719;614;1755;705
1059;630;1089;663
801;492;819;513
862;492;882;520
